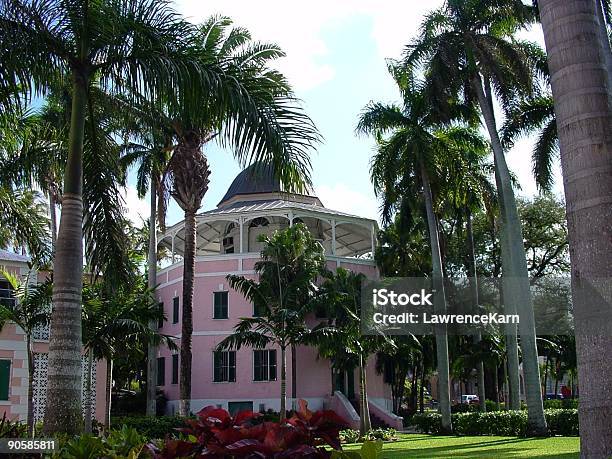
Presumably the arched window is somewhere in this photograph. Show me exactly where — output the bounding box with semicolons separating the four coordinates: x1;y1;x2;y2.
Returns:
225;222;236;235
249;217;269;228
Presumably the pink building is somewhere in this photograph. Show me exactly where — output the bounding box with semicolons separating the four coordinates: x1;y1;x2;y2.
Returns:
0;249;107;424
155;164;403;429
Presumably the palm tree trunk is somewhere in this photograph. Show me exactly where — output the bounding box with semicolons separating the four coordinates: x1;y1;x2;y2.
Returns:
84;348;93;433
419;366;425;413
291;344;297;411
43;72;87;436
420;162;452;434
48;194;57;252
179;209;196;417
280;344;287;421
466;213;486;412
494;364;500;411
358;354;371;435
105;359;113;429
539;0;612;455
472;74;547;434
543;357;549;397
146;174;158;417
26;335;34;437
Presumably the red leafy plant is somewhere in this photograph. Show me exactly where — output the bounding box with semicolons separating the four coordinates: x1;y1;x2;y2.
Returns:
146;400;348;458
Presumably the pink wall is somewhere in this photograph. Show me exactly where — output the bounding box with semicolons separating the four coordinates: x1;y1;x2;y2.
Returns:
155;256;388;414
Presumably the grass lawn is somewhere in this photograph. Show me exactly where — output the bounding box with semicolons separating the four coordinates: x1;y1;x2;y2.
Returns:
342;434;580;458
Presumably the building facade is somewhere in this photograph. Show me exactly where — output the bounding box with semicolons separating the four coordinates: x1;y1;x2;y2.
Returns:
155;164;402;429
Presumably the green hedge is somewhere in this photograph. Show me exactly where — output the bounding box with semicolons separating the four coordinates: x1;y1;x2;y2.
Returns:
543;399;578;410
110;415;187;439
410;409;578;437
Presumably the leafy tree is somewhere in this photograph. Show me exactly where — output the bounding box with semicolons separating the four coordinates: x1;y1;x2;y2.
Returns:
0;269;51;435
404;0;548;433
217;224;326;421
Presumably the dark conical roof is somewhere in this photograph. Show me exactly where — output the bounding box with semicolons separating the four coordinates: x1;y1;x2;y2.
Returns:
218;162;315;206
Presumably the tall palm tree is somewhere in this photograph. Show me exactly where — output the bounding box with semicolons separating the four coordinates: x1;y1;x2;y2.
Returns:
120;129;171;416
217;224;326;421
357;64;485;433
404;0;548;434
0;0;210;434
538;0;612;455
444;149;497;412
155;17;319;416
0;270;51;436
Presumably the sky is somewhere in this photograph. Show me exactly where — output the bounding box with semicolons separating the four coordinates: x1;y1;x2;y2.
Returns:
123;0;563;227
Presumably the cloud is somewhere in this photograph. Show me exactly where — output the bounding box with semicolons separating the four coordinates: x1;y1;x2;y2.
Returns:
316;183;380;223
122;185;150;225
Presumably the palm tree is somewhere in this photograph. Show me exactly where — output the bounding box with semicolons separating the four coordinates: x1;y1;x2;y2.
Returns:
154;17;319;416
81;277;174;432
313;268;387;435
501;96;557;192
404;0;548;434
0;0;210;434
538;0;612;455
120;129;171;417
217;224;325;421
356;64;485;433
0;187;51;263
444;149;497;412
0;269;51;436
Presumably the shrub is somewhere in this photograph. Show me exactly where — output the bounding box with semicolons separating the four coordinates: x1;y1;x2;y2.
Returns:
451;403;479;413
545;409;579;436
111;415;187;439
147;400;348;458
485;400;501;411
363;428;397;442
53;426;146;459
453;411;528;436
0;413;28;438
410;412;443;434
410;409;579;437
339;429;361;444
543;399;578;410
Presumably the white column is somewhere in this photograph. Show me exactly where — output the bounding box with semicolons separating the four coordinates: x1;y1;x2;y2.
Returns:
239;217;244;253
171;234;175;264
371;224;376;257
331;220;336;255
288;211;294;227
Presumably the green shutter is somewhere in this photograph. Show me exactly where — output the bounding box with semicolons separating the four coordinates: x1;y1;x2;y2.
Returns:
0;360;11;400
